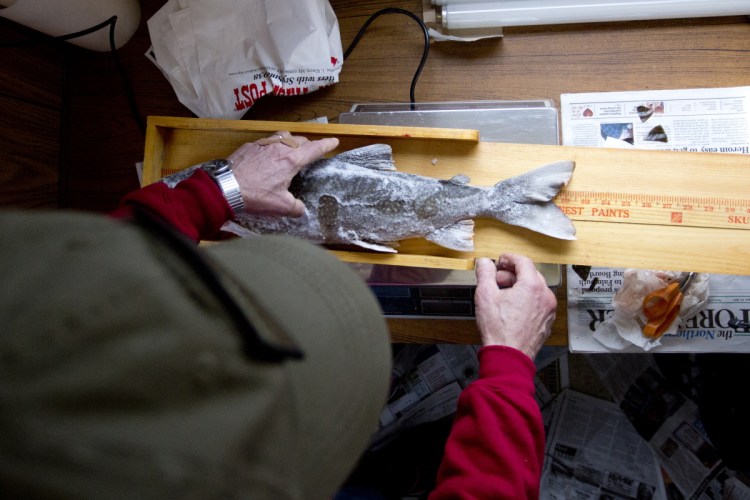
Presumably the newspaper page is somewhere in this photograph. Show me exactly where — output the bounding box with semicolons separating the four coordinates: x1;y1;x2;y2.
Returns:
540;389;666;500
568;269;750;353
561;86;750;153
370;344;477;449
535;347;570;432
584;355;750;499
370;345;569;449
560;87;750;353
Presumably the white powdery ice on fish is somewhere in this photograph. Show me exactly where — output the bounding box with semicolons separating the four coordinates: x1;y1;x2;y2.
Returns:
225;144;576;252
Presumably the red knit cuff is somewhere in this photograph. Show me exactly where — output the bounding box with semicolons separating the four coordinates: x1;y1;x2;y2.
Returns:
111;169;233;242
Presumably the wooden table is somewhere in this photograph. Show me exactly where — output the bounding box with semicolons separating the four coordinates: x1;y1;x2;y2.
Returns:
56;0;750;345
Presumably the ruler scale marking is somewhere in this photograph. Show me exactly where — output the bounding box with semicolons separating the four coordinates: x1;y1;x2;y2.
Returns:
556;189;750;230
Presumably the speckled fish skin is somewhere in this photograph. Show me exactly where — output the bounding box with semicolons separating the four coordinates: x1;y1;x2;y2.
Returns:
228;144;576;252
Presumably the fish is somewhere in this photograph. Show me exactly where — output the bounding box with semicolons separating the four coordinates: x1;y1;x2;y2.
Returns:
225;144;576;252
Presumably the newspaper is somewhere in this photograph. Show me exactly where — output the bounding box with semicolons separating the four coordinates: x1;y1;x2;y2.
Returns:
568;269;750;353
370;345;569;450
561;86;750;153
369;346;750;497
540;389;666;500
560;87;750;353
369;344;476;450
584;355;750;500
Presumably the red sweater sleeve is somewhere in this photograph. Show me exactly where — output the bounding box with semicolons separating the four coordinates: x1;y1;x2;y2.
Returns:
110;170;233;242
430;345;545;500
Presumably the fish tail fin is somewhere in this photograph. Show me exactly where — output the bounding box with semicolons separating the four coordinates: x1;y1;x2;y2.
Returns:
488;160;577;240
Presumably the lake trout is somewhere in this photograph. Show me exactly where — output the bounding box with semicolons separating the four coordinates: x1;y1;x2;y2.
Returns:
225;144;576;252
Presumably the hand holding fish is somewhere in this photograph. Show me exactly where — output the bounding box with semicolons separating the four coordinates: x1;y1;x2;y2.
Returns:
229;132;339;217
473;254;556;359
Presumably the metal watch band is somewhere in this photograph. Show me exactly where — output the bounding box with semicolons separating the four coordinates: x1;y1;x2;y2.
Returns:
200;159;245;214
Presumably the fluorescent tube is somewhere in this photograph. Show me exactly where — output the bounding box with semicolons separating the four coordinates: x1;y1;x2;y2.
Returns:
437;0;750;30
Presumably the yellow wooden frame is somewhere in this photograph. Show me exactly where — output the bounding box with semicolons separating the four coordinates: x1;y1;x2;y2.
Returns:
144;116;750;276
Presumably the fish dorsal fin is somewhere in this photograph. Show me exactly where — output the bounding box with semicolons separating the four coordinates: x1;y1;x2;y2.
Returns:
447;174;470;185
333;144;396;171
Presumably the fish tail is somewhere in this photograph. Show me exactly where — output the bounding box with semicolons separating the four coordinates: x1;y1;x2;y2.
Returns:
487;160;577;240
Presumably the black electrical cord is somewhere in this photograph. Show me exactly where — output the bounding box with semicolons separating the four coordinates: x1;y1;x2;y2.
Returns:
0;16;115;47
104;17;146;134
344;8;430;110
1;15;145;135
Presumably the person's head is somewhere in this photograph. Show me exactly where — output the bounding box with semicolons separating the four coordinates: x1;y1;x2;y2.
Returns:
0;210;392;499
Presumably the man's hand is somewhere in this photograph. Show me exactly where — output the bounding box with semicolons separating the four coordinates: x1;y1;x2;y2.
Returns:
229;131;339;217
474;254;557;359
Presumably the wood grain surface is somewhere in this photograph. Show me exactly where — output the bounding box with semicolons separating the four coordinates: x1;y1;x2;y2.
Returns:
0;18;63;208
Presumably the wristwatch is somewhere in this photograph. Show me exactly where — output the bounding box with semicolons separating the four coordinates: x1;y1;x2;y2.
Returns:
200;159;245;214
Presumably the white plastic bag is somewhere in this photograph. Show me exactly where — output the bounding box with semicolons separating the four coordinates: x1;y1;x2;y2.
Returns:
147;0;343;119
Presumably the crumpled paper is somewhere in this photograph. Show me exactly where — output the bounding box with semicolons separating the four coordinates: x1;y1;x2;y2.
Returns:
146;0;343;119
593;269;710;351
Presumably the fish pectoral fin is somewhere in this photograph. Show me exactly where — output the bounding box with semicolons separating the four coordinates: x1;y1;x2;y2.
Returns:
333;144;396;171
425;220;475;251
351;239;399;253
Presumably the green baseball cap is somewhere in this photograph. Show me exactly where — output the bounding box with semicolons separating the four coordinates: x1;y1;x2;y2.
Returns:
0;210;391;499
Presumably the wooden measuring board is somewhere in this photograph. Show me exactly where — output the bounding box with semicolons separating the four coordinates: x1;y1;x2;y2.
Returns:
143;116;750;276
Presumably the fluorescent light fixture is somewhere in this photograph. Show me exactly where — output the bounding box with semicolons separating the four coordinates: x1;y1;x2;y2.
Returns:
435;0;750;30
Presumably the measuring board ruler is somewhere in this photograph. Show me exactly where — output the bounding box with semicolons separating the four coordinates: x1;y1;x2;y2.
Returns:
556;190;750;230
